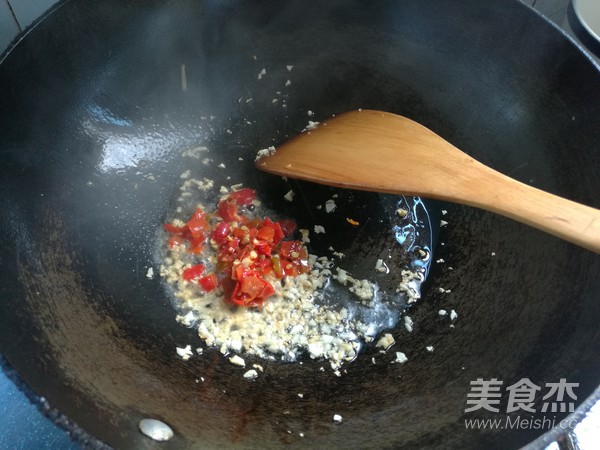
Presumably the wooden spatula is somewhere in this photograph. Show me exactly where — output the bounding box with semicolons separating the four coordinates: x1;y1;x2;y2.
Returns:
255;109;600;253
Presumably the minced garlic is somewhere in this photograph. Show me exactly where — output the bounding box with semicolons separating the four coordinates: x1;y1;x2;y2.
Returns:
255;146;276;161
229;355;246;367
376;333;395;350
176;345;193;360
313;225;325;234
158;177;425;372
394;352;408;364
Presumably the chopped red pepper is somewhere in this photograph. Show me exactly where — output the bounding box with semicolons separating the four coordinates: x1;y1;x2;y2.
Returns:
280;240;307;259
182;264;205;281
186;208;209;238
256;224;275;242
278;219;297;237
228;188;256;206
198;273;219;292
231;274;276;306
163;223;186;234
259;218;285;245
163;188;309;307
254;240;272;256
212;221;230;244
217;199;241;222
168;235;185;248
163;211;209;254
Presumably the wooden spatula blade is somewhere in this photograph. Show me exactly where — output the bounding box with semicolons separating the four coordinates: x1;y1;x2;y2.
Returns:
256;110;479;199
255;109;600;253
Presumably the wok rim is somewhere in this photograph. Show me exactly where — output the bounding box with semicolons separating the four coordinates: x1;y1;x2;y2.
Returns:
1;0;599;448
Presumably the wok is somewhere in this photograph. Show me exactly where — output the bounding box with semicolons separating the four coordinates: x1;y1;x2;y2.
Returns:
1;0;599;448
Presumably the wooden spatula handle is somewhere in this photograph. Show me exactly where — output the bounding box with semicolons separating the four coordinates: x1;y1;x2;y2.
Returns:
457;163;600;253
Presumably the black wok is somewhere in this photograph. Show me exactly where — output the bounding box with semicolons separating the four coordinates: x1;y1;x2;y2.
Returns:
1;0;599;448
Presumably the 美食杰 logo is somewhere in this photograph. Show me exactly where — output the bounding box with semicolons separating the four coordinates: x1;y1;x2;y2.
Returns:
464;378;579;431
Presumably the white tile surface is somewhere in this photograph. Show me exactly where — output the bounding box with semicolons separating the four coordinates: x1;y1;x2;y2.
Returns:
0;0;19;53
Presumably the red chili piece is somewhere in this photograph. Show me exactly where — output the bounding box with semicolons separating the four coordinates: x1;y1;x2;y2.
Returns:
182;264;205;281
163;188;309;306
199;273;218;292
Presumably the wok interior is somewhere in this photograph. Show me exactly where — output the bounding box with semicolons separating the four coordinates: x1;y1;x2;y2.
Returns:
0;0;599;448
